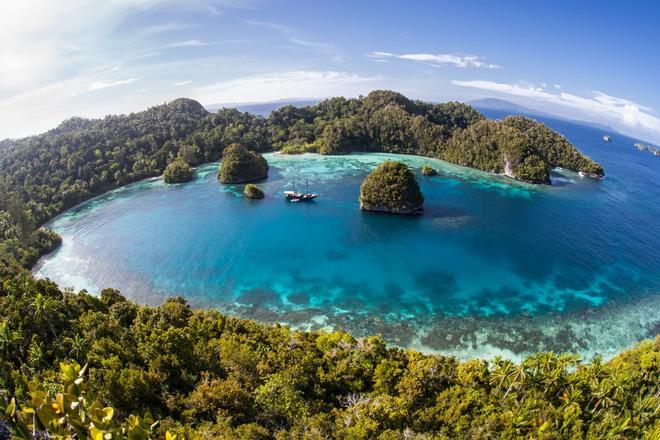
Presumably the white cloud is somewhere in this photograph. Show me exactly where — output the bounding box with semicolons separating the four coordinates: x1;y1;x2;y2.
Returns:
164;39;207;48
0;0;254;138
367;51;395;58
367;51;500;69
88;78;139;91
172;80;193;86
195;71;383;104
452;79;660;140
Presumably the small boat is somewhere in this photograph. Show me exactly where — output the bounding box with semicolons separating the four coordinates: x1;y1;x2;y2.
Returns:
603;135;612;142
284;179;319;202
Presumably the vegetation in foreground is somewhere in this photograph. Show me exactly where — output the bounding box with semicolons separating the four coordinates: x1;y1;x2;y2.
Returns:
0;275;658;439
360;161;424;214
218;143;269;184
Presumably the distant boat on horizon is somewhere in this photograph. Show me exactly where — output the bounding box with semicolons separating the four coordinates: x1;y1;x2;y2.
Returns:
603;135;612;142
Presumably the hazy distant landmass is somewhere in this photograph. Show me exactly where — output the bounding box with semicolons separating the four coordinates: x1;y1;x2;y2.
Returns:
206;99;319;115
470;98;618;134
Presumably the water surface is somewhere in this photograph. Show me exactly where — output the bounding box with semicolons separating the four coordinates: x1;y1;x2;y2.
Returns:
35;116;660;360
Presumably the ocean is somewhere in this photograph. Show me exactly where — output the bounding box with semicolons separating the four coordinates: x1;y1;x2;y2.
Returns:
34;112;660;360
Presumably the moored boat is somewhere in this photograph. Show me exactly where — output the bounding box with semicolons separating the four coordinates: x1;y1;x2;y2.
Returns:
285;179;319;202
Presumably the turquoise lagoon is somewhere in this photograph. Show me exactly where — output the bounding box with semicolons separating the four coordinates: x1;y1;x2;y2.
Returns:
34;116;660;360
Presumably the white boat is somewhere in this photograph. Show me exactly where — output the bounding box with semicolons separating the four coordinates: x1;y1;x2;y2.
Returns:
603;135;612;142
284;179;319;202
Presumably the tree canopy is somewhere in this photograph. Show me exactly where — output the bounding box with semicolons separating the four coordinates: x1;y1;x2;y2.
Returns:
0;276;657;439
218;144;269;184
163;157;194;184
360;161;424;214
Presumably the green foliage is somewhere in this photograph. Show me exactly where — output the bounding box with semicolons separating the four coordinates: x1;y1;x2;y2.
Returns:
360;161;424;214
278;140;321;154
0;276;657;439
0;361;167;439
163;157;193;184
502;115;604;176
218;144;269;184
243;184;264;199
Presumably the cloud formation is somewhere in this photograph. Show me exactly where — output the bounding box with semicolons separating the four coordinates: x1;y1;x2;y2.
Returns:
195;71;383;104
453;80;660;139
367;51;500;69
164;39;207;48
88;78;139;91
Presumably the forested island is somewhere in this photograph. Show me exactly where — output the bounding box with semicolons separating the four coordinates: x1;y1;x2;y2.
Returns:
1;91;651;439
218;144;269;184
360;161;424;214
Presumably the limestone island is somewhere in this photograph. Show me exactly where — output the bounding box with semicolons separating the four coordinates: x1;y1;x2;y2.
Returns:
360;161;424;214
218;143;269;184
162;157;193;183
421;164;437;176
270;90;604;184
243;183;265;199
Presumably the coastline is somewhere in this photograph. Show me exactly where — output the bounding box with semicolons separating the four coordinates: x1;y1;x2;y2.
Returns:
31;153;653;363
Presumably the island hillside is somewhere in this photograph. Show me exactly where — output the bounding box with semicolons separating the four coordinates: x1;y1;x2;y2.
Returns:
360;161;424;214
218;143;269;184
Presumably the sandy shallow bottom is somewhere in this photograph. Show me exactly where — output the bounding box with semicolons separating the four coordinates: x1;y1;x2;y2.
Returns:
217;290;659;362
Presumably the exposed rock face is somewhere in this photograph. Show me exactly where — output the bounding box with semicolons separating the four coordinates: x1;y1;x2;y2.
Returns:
218;144;269;184
244;183;265;199
503;157;514;179
360;161;424;214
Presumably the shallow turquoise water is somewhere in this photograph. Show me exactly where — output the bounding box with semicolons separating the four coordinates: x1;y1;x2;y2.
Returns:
34;116;660;359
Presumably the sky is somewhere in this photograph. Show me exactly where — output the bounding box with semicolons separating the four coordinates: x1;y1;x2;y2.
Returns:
2;0;660;143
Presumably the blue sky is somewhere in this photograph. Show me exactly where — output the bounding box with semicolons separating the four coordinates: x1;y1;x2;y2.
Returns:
2;1;660;142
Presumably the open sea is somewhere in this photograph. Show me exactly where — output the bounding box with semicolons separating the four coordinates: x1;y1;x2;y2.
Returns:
34;111;660;360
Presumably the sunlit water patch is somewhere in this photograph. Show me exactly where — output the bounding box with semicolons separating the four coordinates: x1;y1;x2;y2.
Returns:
35;120;660;360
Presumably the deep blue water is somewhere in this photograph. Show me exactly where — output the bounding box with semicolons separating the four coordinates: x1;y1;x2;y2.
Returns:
34;114;660;359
